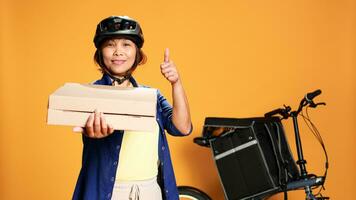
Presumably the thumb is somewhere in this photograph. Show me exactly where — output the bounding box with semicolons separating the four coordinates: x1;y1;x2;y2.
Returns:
164;48;170;63
73;126;84;133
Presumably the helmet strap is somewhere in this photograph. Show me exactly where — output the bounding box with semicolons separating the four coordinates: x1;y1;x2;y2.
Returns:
107;72;131;85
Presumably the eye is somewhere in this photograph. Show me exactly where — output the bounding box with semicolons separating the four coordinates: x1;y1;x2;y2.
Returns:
123;42;132;46
122;39;135;46
103;40;115;47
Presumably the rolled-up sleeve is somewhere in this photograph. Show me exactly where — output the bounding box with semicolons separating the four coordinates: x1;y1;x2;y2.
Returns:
157;90;193;136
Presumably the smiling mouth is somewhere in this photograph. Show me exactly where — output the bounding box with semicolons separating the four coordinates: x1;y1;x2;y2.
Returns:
112;60;126;65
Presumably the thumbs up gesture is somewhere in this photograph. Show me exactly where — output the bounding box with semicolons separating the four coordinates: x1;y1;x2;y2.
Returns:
160;48;180;84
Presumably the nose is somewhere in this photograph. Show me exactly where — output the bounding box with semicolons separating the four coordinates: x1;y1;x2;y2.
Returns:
113;47;124;56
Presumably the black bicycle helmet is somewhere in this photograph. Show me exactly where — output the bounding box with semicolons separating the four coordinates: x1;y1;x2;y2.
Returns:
93;16;144;48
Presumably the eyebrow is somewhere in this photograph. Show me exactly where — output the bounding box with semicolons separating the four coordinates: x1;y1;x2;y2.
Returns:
103;38;134;47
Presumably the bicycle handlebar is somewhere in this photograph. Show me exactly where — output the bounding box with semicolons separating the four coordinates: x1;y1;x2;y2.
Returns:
297;89;323;113
265;89;324;118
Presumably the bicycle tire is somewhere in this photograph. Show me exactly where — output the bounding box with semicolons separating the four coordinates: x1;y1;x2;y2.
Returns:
178;186;212;200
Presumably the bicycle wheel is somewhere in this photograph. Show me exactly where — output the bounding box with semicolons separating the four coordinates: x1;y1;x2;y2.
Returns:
178;186;212;200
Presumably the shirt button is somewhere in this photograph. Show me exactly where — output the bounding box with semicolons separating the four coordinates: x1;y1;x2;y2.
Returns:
161;162;164;166
107;193;111;198
113;161;118;166
111;177;115;182
162;146;165;151
116;145;120;150
165;190;169;193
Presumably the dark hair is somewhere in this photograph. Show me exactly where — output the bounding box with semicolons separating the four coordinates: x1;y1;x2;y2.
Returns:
94;36;147;74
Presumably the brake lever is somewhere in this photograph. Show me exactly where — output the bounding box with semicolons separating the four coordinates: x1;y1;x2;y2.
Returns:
309;102;326;108
281;105;291;119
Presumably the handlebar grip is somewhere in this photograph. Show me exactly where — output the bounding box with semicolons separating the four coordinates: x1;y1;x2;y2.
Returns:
264;108;284;118
306;89;321;102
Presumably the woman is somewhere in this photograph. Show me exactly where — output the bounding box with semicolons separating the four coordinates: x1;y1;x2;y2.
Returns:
72;16;192;200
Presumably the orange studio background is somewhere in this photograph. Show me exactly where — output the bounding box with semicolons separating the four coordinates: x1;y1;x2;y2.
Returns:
1;0;355;199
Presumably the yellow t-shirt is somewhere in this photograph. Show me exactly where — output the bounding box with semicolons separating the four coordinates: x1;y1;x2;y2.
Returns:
115;122;159;181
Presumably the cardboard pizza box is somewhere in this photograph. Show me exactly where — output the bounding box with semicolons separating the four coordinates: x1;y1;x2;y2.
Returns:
47;83;157;131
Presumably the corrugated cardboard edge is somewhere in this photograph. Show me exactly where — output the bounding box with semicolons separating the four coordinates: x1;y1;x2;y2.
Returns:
48;83;157;116
47;109;156;132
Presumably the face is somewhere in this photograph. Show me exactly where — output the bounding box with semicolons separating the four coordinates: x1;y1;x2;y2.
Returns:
101;38;137;76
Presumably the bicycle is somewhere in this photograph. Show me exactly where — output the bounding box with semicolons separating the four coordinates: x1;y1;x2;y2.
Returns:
178;90;329;200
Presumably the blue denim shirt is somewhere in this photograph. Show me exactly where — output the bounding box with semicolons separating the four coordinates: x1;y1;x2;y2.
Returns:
72;74;191;200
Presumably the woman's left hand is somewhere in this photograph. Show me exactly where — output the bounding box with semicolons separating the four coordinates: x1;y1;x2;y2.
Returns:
159;48;192;135
160;48;180;85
